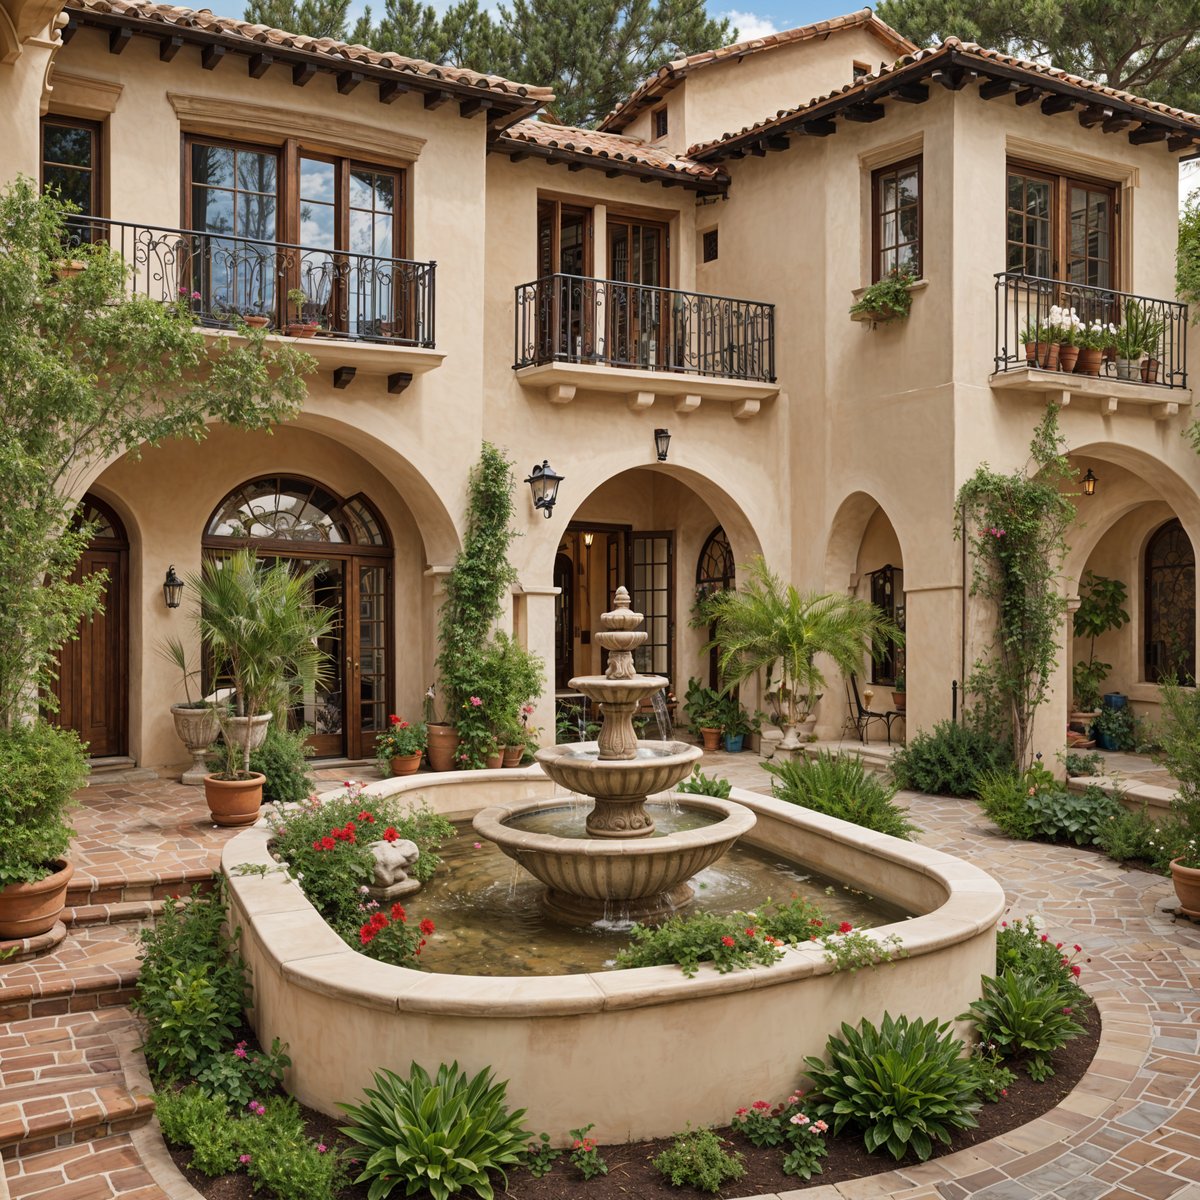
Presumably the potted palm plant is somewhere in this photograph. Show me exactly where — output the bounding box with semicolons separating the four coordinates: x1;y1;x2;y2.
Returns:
189;550;334;825
703;557;903;751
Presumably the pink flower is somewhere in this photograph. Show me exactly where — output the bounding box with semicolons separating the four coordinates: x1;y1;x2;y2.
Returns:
473;842;482;849
813;1120;829;1133
734;1107;748;1117
1000;1088;1008;1097
317;1143;327;1154
469;696;483;707
751;1100;771;1112
234;1042;248;1059
790;1113;810;1126
239;1154;252;1164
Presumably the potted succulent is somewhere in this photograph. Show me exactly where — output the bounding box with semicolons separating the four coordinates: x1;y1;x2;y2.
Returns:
850;268;916;325
286;287;319;338
0;722;87;940
1158;682;1200;916
160;636;227;784
377;716;427;777
718;695;752;752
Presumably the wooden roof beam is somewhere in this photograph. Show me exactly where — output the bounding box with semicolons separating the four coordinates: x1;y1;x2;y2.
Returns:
1102;113;1133;132
248;51;273;77
978;78;1018;100
424;89;453;109
378;80;408;103
292;62;316;86
1041;92;1075;115
1014;86;1043;106
336;70;362;94
1077;104;1112;128
158;33;183;60
933;66;976;90
1169;133;1197;152
892;82;929;103
801;118;837;136
1129;124;1169;144
459;97;493;118
843;101;886;122
108;26;131;53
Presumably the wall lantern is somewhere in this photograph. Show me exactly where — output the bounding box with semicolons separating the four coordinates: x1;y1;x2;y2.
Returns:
654;428;671;461
583;532;594;547
1082;468;1098;497
163;564;185;609
524;460;564;518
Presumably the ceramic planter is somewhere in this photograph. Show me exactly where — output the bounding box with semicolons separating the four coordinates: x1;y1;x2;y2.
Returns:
1025;341;1059;370
389;753;422;777
1057;344;1080;373
723;733;745;753
1115;358;1141;381
1074;347;1103;376
223;713;272;754
0;859;74;939
171;702;223;782
1170;858;1200;917
699;727;722;751
891;691;906;712
1142;357;1161;384
243;315;271;328
286;323;318;338
426;724;460;772
203;772;265;827
502;745;524;768
485;752;503;769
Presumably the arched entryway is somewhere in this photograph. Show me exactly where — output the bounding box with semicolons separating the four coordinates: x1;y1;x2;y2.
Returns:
1144;518;1195;684
51;495;129;758
204;475;392;758
696;527;735;689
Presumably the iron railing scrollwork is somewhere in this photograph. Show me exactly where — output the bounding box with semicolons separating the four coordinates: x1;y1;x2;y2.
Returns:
994;271;1186;390
514;273;775;383
65;216;436;348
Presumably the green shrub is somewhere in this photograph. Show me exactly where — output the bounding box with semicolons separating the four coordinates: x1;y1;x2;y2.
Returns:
890;721;1010;797
0;720;87;885
730;1092;829;1179
339;1061;530;1200
240;1095;349;1200
653;1127;745;1193
568;1124;608;1181
765;751;919;839
520;1132;560;1178
676;766;731;798
996;917;1087;999
977;770;1040;839
1095;805;1178;873
803;1014;980;1161
1024;786;1122;845
1063;750;1102;777
967;1043;1017;1103
193;1037;291;1107
249;724;314;806
131;887;248;1083
962;971;1086;1081
153;1086;240;1176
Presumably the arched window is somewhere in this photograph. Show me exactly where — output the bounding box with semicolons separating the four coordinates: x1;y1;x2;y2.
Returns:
696;527;735;689
1145;519;1196;684
205;476;387;547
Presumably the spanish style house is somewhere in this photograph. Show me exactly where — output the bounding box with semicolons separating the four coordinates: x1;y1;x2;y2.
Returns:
3;0;1198;768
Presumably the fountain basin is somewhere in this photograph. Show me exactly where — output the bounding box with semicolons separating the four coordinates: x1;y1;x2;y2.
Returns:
472;794;756;925
224;767;1004;1146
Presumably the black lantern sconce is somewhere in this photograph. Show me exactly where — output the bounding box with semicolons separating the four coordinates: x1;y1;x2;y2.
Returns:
524;460;565;518
654;428;671;462
1082;468;1098;497
163;564;185;610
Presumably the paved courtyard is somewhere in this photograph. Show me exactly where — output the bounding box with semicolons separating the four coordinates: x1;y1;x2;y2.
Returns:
1;753;1198;1199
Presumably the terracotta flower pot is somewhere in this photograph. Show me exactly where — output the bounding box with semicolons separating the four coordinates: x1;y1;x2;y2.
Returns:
1057;345;1080;373
485;752;504;769
243;315;271;328
389;753;422;777
1074;347;1103;376
287;323;318;338
502;745;524;768
891;691;906;712
700;727;722;751
0;859;74;940
425;724;460;772
1142;357;1161;384
203;772;265;827
1170;858;1200;917
1025;341;1059;370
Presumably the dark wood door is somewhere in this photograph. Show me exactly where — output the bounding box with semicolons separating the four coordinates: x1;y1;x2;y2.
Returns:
53;543;128;758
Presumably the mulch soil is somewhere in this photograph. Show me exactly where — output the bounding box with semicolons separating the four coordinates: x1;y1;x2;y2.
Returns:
170;1004;1100;1200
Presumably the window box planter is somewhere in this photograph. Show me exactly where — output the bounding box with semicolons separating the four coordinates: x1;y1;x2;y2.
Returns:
850;278;928;325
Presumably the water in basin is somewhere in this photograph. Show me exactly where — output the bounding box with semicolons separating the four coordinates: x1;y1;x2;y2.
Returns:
412;807;909;976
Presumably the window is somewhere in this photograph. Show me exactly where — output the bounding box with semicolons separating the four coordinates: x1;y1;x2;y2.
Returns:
654;107;669;139
631;533;673;676
871;156;921;281
702;228;719;263
42;117;100;219
1145;519;1196;684
1007;163;1117;287
852;61;871;80
696;527;734;689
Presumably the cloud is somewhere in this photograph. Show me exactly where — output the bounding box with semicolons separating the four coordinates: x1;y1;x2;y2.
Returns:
721;9;779;41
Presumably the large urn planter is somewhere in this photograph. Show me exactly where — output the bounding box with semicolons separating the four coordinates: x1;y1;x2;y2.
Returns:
1170;859;1200;918
203;772;265;827
223;713;272;755
389;753;422;777
425;724;460;772
0;860;74;939
171;703;223;783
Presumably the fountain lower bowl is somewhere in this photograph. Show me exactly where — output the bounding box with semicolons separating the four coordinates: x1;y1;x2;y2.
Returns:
472;795;755;926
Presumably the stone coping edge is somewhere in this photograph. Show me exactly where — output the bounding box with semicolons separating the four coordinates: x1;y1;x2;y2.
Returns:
221;767;1006;1018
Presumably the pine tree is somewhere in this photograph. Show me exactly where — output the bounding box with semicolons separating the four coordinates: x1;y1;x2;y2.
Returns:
244;0;352;38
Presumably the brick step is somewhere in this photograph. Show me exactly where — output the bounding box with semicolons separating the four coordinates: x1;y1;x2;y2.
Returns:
64;899;165;931
0;1011;153;1157
66;868;216;911
2;1132;170;1198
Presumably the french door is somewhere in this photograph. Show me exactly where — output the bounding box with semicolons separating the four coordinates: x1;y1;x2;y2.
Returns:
608;217;669;368
536;199;593;361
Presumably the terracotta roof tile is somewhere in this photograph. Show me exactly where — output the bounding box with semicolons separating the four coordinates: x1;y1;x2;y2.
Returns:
64;0;556;102
688;37;1200;158
599;9;916;132
501;119;722;181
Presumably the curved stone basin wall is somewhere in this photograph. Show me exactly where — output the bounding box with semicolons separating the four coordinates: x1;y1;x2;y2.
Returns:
223;769;1004;1145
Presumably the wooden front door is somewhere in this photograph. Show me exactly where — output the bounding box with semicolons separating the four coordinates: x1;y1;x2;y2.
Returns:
52;498;129;758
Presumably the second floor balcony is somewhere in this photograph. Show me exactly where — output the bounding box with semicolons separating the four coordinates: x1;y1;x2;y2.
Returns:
513;274;779;417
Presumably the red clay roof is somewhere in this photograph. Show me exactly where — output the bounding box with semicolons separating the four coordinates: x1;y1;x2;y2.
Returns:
500;119;723;182
64;0;556;103
688;37;1200;158
599;9;916;133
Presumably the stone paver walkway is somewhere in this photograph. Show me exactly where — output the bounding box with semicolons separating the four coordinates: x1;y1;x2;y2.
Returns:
2;752;1199;1199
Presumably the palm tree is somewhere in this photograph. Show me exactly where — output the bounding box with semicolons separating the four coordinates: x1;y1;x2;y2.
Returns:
702;557;903;745
189;549;335;772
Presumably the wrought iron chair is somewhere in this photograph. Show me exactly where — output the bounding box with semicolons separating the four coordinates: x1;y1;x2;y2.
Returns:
846;673;902;745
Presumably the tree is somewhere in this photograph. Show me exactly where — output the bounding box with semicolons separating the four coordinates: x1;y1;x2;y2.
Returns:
877;0;1200;112
244;0;353;39
0;178;312;730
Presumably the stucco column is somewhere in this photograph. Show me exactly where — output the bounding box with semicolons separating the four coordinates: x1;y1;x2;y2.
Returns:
1032;597;1074;776
901;583;962;737
516;584;560;747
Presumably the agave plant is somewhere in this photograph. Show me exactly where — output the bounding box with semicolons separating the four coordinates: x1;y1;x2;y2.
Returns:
701;557;903;734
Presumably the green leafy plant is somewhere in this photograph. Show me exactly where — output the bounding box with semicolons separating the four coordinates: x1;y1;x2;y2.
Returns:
850;268;916;322
521;1132;561;1178
1062;750;1103;776
1096;804;1179;872
821;927;906;973
977;769;1040;840
676;766;731;797
682;676;725;734
764;751;919;839
967;1042;1017;1103
730;1092;829;1179
0;721;86;886
357;900;435;967
375;715;427;763
1024;786;1123;845
568;1124;608;1181
804;1014;981;1161
996;917;1088;1000
1071;572;1130;713
616;909;787;976
153;1085;241;1176
1113;298;1164;361
338;1061;531;1200
240;1094;349;1200
962;971;1086;1081
890;720;1010;797
193;1037;291;1107
1092;702;1136;750
248;724;314;806
1157;681;1200;868
653;1126;746;1192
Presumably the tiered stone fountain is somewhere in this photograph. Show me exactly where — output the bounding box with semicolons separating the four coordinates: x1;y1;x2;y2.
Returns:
473;588;756;926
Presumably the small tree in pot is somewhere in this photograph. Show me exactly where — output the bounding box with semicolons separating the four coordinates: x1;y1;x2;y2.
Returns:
1071;571;1130;719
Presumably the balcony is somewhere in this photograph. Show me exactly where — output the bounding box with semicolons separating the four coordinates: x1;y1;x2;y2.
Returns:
992;271;1190;418
66;217;442;390
513;274;779;418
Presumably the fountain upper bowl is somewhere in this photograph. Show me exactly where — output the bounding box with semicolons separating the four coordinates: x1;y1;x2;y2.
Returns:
535;739;702;800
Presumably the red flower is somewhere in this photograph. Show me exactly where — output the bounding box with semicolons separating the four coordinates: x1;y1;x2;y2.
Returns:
1070;964;1081;977
383;827;399;842
391;903;407;922
721;936;736;947
751;1100;771;1112
389;714;400;725
419;918;435;935
1040;934;1049;942
371;912;388;930
357;811;376;823
744;927;756;937
320;836;335;850
399;721;409;729
810;919;823;928
838;921;854;934
311;839;322;850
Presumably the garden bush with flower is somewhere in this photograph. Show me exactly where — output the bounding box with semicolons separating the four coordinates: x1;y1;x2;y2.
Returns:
731;1092;829;1179
375;714;427;768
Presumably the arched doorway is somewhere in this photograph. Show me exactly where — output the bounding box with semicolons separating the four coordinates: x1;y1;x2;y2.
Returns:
553;551;574;690
1145;518;1196;684
696;527;735;689
204;476;392;758
52;495;129;758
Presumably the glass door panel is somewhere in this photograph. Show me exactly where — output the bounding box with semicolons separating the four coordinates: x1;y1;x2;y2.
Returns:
354;562;389;755
298;156;338;329
608;219;667;369
629;532;673;676
1068;184;1113;290
349;168;398;338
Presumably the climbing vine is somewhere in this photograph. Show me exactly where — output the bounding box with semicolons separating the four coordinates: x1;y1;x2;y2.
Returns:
956;405;1076;771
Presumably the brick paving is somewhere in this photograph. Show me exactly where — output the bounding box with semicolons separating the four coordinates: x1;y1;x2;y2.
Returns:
2;754;1198;1198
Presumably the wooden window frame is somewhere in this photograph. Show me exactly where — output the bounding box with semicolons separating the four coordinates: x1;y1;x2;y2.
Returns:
871;154;922;283
702;228;718;263
653;106;669;139
1006;159;1119;289
41;115;103;220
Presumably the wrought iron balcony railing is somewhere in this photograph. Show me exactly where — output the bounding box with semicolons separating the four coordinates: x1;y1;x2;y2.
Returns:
514;274;776;383
994;271;1186;390
65;216;436;348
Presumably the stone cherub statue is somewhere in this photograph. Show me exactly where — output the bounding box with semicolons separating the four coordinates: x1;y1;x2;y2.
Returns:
368;837;422;900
